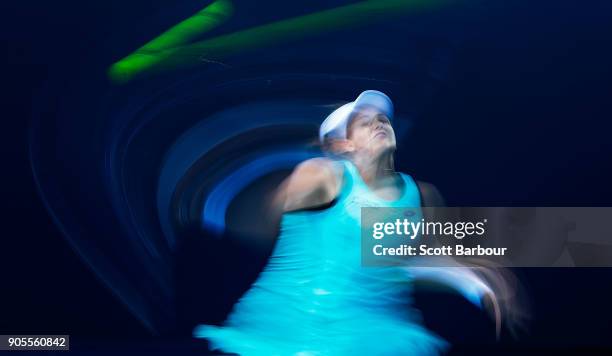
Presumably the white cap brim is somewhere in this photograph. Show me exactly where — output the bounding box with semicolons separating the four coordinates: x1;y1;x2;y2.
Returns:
319;90;394;143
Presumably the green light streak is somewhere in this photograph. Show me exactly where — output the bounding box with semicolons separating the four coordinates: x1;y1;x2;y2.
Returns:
109;0;233;83
110;0;449;83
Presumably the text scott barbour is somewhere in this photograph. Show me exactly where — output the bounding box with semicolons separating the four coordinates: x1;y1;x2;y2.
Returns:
370;218;508;257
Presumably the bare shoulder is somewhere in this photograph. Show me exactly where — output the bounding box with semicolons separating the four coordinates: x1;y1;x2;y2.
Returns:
415;180;446;207
280;157;343;212
292;157;339;177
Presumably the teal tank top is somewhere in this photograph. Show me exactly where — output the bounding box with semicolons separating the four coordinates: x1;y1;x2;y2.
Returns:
194;159;448;355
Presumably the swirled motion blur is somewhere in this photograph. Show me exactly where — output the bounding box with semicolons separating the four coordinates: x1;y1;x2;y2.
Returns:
28;0;525;345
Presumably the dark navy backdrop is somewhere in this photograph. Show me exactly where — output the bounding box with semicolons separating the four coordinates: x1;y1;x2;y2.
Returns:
2;0;612;354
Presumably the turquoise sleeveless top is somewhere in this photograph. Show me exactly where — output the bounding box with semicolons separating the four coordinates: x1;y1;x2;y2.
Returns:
194;160;448;355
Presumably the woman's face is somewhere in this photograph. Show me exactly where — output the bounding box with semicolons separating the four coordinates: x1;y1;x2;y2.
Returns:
346;105;397;156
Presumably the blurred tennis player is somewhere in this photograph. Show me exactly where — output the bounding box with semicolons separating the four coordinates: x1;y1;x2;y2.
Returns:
195;90;520;355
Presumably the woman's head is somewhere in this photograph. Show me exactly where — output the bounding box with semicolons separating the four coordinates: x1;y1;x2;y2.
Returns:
343;104;397;156
319;90;396;158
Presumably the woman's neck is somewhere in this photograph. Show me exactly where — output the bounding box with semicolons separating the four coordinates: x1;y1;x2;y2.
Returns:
352;149;395;185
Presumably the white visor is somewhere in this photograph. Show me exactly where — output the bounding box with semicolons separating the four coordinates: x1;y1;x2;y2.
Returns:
319;90;394;143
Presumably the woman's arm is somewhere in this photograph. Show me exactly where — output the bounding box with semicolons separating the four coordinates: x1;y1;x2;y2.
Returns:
272;158;342;213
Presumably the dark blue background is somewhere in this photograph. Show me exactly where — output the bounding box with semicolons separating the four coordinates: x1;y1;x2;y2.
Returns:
2;0;612;354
